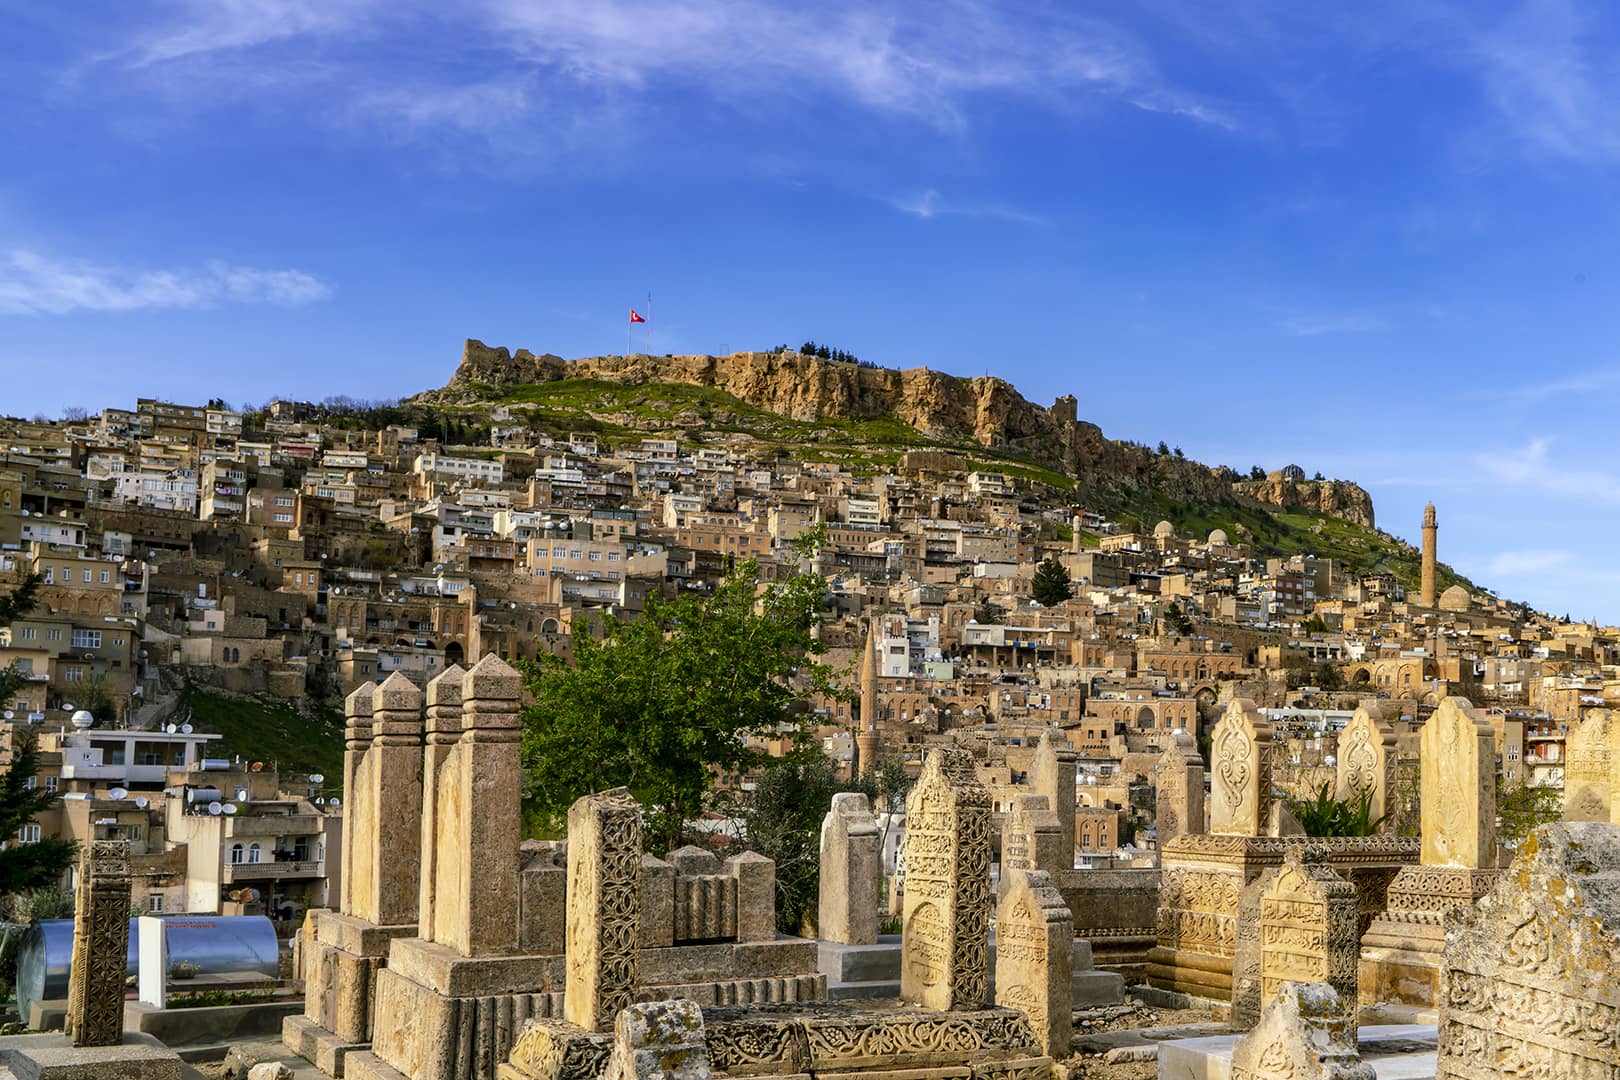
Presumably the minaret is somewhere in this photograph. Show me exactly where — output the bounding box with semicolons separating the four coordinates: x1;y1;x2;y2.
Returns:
857;618;880;776
1071;513;1083;555
1420;503;1438;607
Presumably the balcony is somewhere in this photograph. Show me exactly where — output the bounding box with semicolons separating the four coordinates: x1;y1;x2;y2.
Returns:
225;813;322;838
222;859;323;883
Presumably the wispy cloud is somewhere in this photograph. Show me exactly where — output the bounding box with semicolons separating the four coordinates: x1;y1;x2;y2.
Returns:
0;250;332;315
1494;366;1620;403
1278;313;1386;337
1475;436;1620;504
889;189;1046;225
1487;549;1573;576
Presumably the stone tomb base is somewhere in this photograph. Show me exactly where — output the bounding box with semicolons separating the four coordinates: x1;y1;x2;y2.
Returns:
1358;867;1500;1009
817;937;902;999
1155;1024;1438;1080
1;1032;182;1080
284;910;419;1077
350;936;826;1080
499;1002;1052;1080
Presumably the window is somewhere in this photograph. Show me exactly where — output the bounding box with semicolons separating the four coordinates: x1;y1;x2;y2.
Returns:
248;843;262;864
72;629;102;649
46;629;61;641
148;893;164;913
83;569;92;583
99;570;109;583
230;843;244;864
65;667;83;682
127;823;141;840
274;513;293;523
44;776;57;792
42;570;52;584
19;627;34;639
18;824;41;844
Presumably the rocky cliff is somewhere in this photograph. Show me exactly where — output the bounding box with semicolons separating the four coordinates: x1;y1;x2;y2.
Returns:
1231;478;1376;529
429;339;1375;527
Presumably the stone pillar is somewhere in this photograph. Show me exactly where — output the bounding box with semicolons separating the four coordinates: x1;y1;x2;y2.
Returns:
1564;710;1613;822
994;869;1072;1057
819;792;880;947
350;672;423;928
1029;730;1076;864
1420;502;1437;609
1419;696;1495;868
340;684;374;917
564;788;643;1032
726;851;776;943
432;655;524;955
998;794;1063;901
1437;822;1620;1080
1335;704;1397;829
1230;983;1372;1080
1258;849;1360;1042
603;999;711;1080
900;748;991;1011
418;662;465;935
1210;699;1273;836
1153;729;1204;844
65;840;132;1047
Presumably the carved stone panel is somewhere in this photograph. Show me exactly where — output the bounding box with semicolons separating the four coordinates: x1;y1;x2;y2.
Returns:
1258;849;1360;1041
564;788;643;1032
1564;711;1613;823
65;840;132;1048
1419;697;1495;869
901;748;992;1011
1336;704;1397;830
1210;700;1273;837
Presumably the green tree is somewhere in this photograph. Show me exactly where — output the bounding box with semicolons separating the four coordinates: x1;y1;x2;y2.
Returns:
1030;557;1072;607
1313;662;1343;690
1496;776;1562;852
518;540;839;852
1163;600;1194;636
0;732;75;896
1300;614;1329;635
0;573;43;708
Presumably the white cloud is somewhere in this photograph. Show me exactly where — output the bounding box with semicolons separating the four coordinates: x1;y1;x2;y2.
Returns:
0;250;332;316
889;189;1045;225
1278;313;1386;337
1474;437;1620;504
1487;549;1573;576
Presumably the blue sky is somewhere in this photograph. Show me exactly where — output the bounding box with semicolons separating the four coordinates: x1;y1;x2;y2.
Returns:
4;1;1620;619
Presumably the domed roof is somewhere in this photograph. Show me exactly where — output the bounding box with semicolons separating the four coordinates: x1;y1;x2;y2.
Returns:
1439;584;1471;611
1208;528;1229;546
1153;520;1175;539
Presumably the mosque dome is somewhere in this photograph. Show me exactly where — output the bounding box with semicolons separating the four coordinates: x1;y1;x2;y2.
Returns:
1439;585;1471;612
1153;520;1176;539
1208;528;1229;546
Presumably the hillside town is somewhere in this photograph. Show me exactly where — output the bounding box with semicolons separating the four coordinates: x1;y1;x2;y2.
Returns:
0;378;1607;937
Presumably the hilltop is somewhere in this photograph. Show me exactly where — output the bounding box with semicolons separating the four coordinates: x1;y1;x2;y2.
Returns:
407;340;1472;594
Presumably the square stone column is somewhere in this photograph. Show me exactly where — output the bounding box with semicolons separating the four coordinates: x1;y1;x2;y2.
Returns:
900;748;991;1011
65;840;132;1047
340;685;374;917
418;663;465;935
1030;731;1076;864
818;792;880;947
1154;728;1205;844
564;787;644;1032
350;672;423;928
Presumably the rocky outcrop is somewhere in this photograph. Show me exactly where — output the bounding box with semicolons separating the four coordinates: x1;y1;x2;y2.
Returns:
1232;478;1376;529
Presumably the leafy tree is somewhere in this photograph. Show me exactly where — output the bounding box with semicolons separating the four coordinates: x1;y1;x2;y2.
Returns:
1313;662;1343;691
0;732;75;897
1300;614;1329;635
1496;777;1562;852
1163;600;1194;636
974;601;1003;625
0;574;42;708
518;537;839;852
1030;557;1073;607
1173;446;1185;459
1156;441;1170;456
1313;471;1325;481
1249;465;1266;480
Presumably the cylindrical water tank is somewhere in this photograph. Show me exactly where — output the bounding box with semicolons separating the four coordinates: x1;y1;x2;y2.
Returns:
14;915;279;1021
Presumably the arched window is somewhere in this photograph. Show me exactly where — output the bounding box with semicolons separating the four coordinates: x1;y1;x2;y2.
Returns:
248;843;262;864
230;843;244;864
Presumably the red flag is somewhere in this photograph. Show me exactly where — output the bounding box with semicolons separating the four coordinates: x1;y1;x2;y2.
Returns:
629;309;646;324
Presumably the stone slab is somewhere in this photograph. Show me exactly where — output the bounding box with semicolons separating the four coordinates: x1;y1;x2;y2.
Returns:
312;1031;367;1078
3;1033;182;1080
1155;1025;1438;1080
817;940;902;984
384;937;563;997
280;1016;321;1061
342;1051;408;1080
637;939;818;984
823;979;902;1001
312;912;418;958
1072;970;1126;1008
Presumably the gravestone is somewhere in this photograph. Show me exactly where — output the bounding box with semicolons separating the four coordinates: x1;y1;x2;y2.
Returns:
994;869;1072;1057
1232;982;1373;1080
900;748;991;1011
65;840;132;1047
1563;710;1613;822
818;793;880;947
1336;704;1397;829
564;788;643;1032
1258;850;1360;1042
1437;821;1620;1080
1210;700;1273;836
1029;731;1076;863
1154;729;1204;844
998;794;1063;901
1419;697;1496;869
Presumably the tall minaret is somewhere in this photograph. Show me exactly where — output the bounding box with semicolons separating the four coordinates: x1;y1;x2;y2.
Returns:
856;618;880;776
1420;503;1438;607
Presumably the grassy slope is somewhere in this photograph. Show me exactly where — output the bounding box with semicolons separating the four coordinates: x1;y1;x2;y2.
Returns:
184;687;344;778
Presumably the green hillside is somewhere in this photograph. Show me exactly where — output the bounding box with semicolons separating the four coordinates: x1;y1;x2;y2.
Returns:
184;687;343;779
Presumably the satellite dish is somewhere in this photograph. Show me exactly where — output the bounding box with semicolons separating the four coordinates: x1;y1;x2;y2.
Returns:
62;704;75;712
135;797;149;809
180;723;193;734
166;723;178;734
229;890;244;902
309;773;324;784
251;761;264;772
2;711;11;720
108;787;128;801
224;803;238;815
329;797;341;807
207;801;223;815
244;888;260;902
313;797;325;805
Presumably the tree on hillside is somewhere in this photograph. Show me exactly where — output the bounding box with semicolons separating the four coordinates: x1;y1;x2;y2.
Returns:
1163;600;1194;636
0;573;74;899
1031;557;1073;607
518;532;840;852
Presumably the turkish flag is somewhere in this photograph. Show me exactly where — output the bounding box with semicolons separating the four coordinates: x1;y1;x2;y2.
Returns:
629;309;646;323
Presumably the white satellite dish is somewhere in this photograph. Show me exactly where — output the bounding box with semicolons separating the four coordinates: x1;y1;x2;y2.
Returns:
224;804;239;815
108;787;128;801
329;797;341;807
166;723;178;733
313;797;325;805
2;710;12;720
207;801;223;816
135;797;149;809
309;773;325;784
180;723;193;734
62;704;75;712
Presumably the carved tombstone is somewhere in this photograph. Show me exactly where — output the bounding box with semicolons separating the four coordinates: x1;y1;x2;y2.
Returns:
1438;822;1620;1080
1564;710;1613;822
1029;730;1076;863
1154;729;1204;844
602;999;711;1080
998;794;1063;901
350;672;424;927
819;792;880;946
1259;850;1360;1042
1419;697;1496;868
564;788;644;1032
1229;870;1272;1030
1210;699;1273;836
994;869;1073;1057
900;748;992;1011
1336;704;1397;830
65;840;133;1047
1232;982;1373;1080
